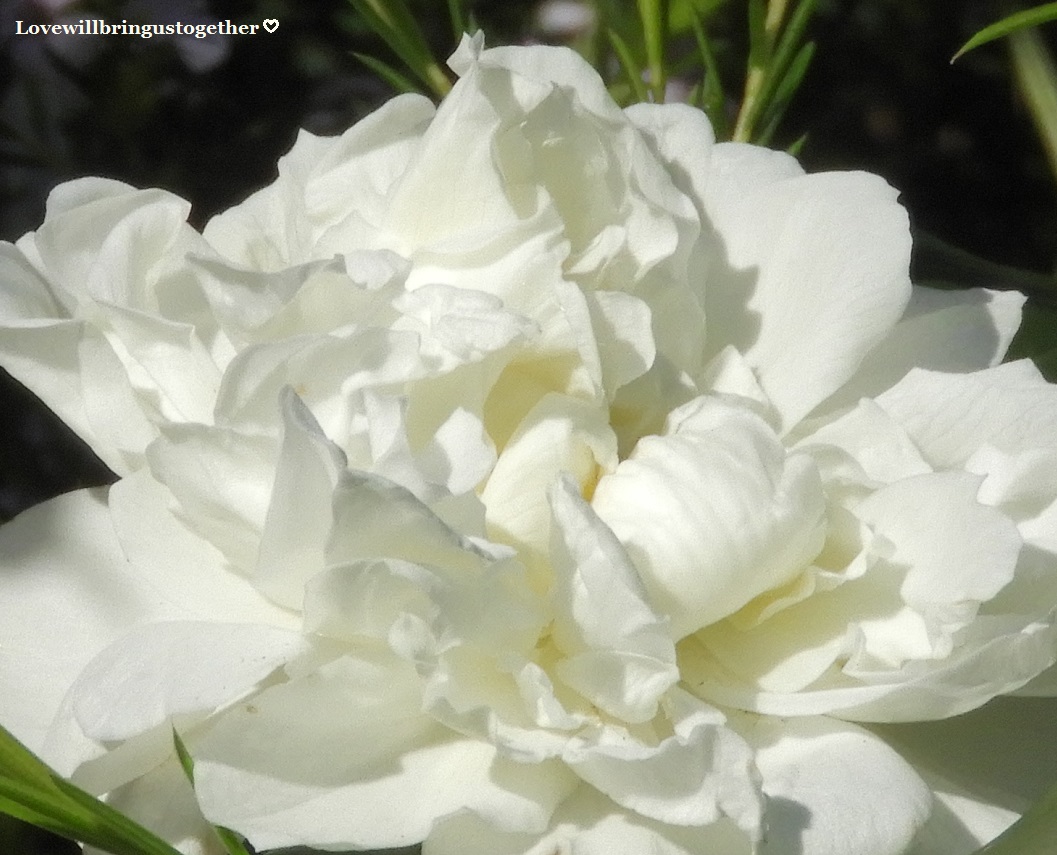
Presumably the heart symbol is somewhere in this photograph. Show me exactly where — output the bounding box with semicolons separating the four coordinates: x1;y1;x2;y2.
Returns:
263;18;278;33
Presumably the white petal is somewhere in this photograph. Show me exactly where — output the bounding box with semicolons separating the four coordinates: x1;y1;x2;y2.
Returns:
593;396;826;638
876;361;1057;468
145;424;277;573
203;95;434;268
192;652;573;850
96;304;220;424
795;396;932;485
548;473;677;722
0;240;68;317
0;321;154;474
394;282;536;367
70;621;308;742
213;326;424;437
0;470;292;760
819;286;1025;414
0;488;134;756
854;473;1021;646
29;180;195;310
701;144;912;431
106;470;299;634
418;405;497;495
252;388;346;607
744;715;932;855
483;393;617;587
685;472;1035;720
425;784;751;855
85;755;225;855
327;469;503;574
564;688;763;835
385;51;526;252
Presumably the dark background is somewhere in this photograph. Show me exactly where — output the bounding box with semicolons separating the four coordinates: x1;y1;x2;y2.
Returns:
1;1;1056;850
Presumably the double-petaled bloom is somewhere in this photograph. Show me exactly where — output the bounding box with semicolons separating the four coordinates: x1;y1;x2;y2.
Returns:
2;33;1056;855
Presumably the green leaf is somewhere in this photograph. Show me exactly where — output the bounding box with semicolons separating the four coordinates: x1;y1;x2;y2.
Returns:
952;2;1057;62
747;0;770;68
352;51;424;94
172;730;253;855
1007;300;1057;381
669;0;733;32
755;39;816;146
636;0;670;101
447;0;466;41
786;132;808;156
911;231;1057;297
346;0;452;98
0;723;183;855
607;28;650;104
1008;25;1057;188
749;0;817;140
688;6;728;136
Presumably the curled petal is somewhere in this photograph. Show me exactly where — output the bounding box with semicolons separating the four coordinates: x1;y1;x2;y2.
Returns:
564;689;763;836
548;473;677;722
593;396;826;638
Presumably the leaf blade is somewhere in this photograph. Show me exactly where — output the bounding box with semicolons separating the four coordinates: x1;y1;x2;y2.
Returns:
953;3;1057;62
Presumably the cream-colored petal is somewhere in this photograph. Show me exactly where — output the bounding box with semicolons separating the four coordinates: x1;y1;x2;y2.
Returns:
593;396;826;638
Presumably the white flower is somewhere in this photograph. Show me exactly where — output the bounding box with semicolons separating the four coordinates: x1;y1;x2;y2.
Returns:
2;32;1057;855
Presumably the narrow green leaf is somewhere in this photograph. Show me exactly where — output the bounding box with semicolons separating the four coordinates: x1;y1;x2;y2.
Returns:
750;0;818;132
769;0;819;81
1008;301;1057;380
0;781;102;845
786;132;808;156
607;28;650;103
347;0;452;97
1009;26;1057;188
352;52;423;94
747;0;769;67
669;0;732;33
773;39;815;104
172;728;196;785
688;6;728;136
0;723;55;790
637;0;669;101
52;778;187;855
912;231;1057;297
735;0;817;142
755;39;816;146
952;2;1057;62
0;724;184;855
172;730;253;855
447;0;466;40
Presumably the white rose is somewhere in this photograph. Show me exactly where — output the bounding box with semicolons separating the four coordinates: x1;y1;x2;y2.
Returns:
2;32;1056;855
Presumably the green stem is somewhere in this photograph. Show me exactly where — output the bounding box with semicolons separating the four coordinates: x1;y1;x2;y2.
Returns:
734;0;788;140
424;62;454;98
764;0;791;41
733;0;769;141
637;0;669;102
